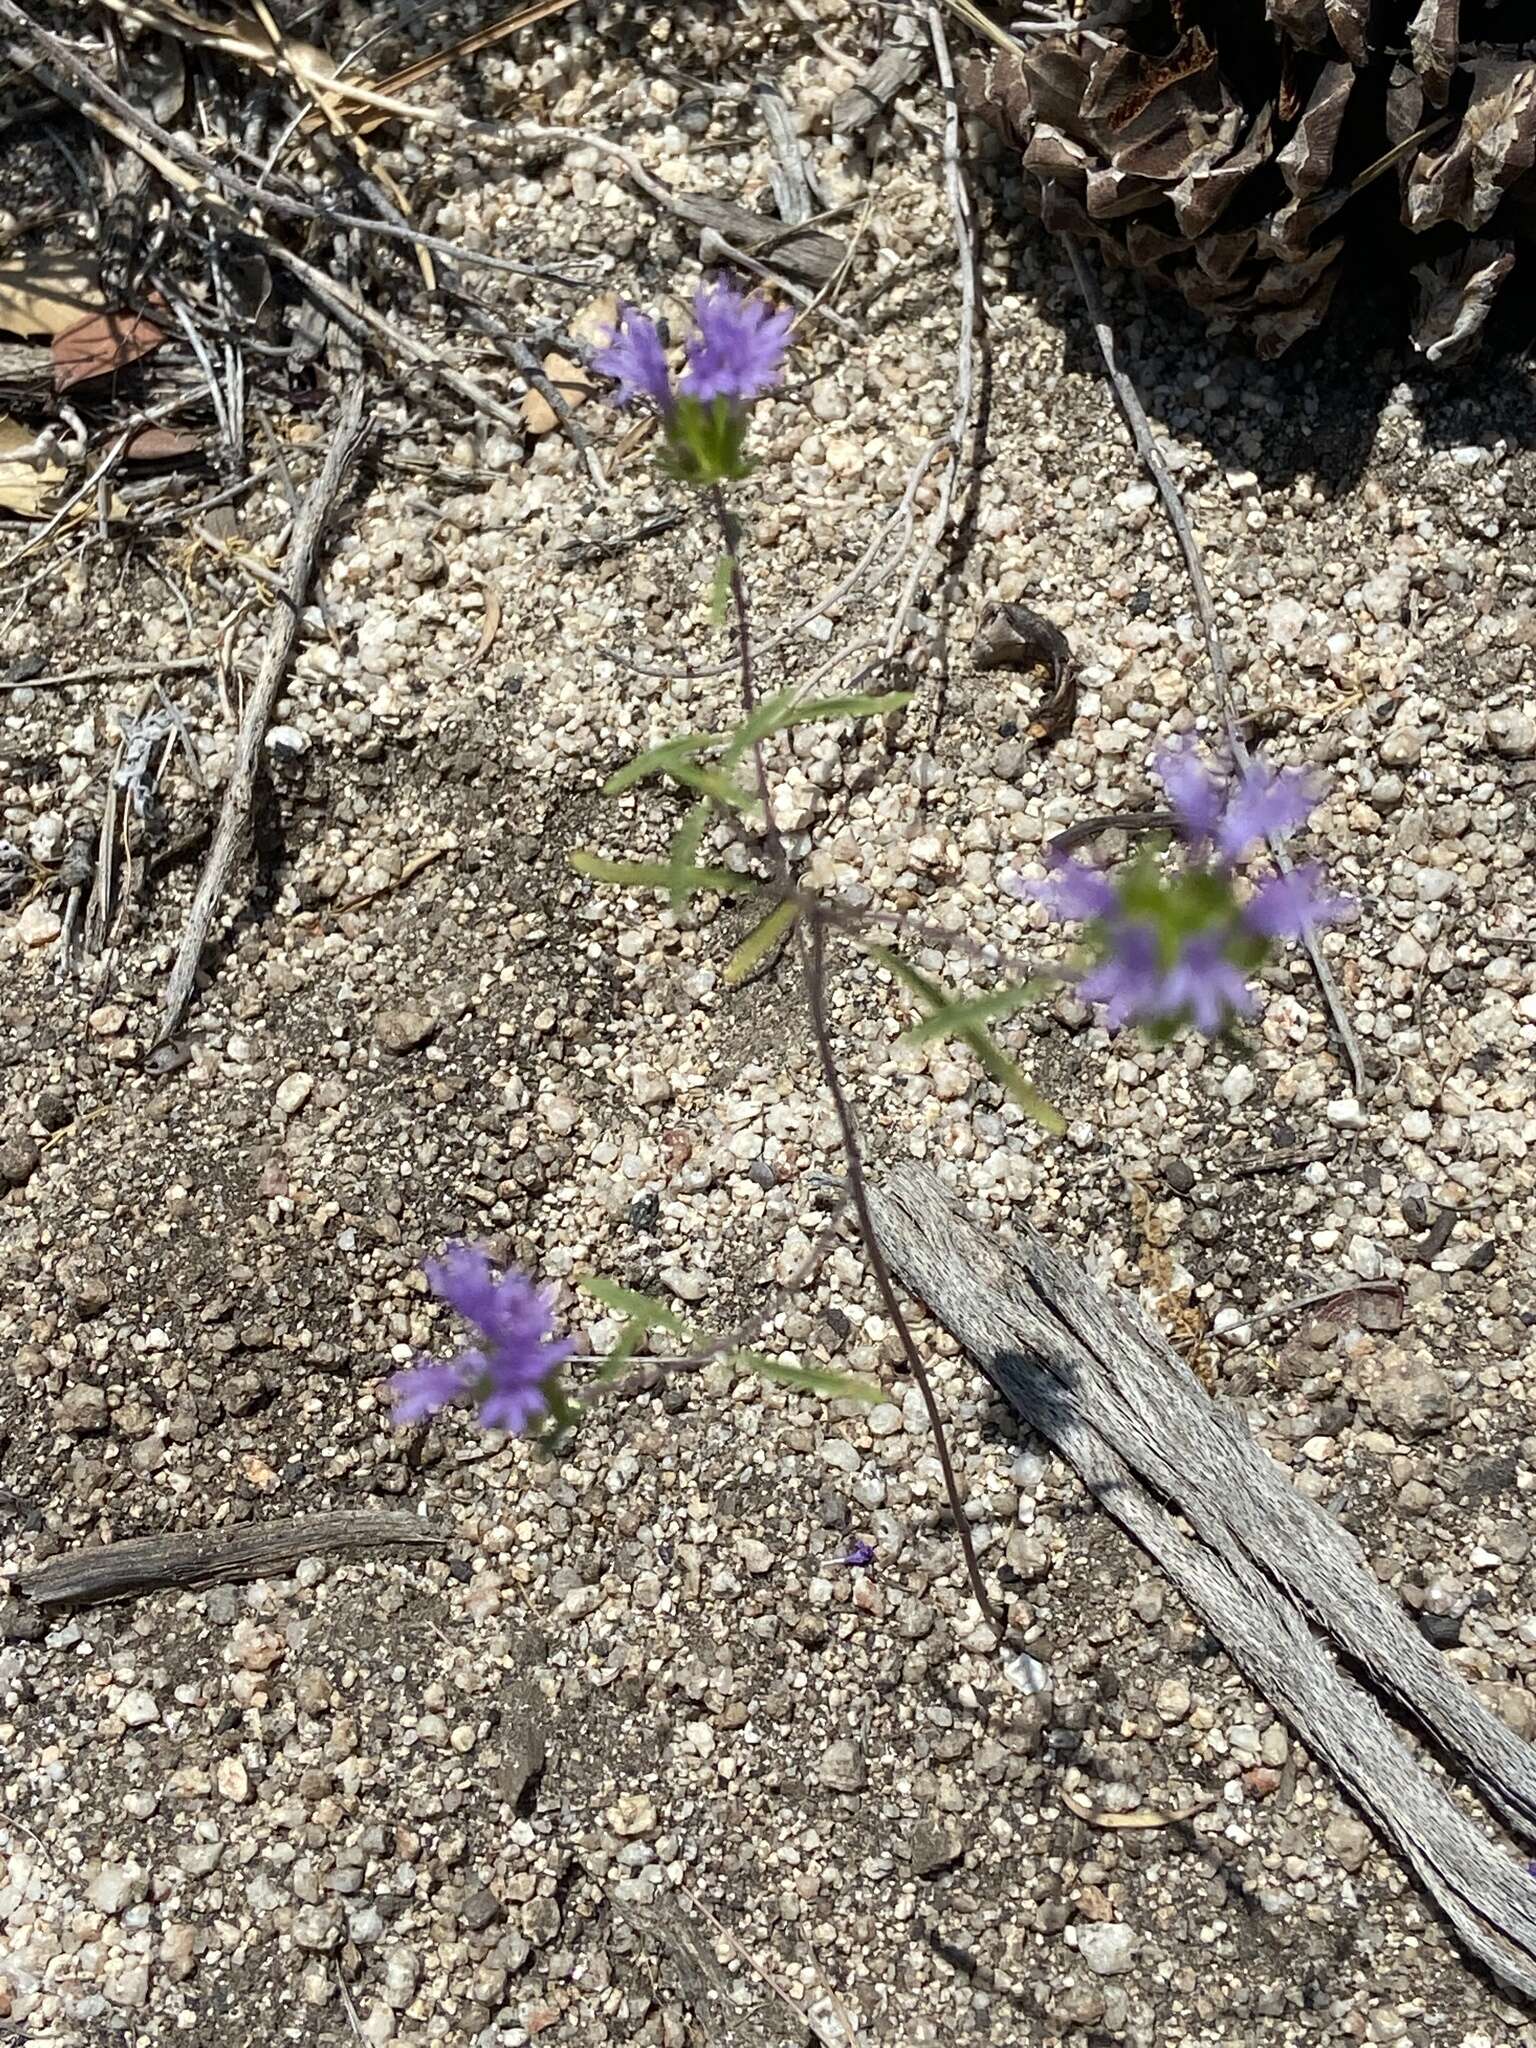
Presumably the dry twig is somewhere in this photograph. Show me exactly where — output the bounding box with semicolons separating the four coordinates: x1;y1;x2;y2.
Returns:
21;1508;445;1608
157;380;367;1045
880;9;976;663
872;1165;1536;1999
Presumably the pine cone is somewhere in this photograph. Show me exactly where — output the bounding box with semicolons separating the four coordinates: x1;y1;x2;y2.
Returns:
966;3;1536;362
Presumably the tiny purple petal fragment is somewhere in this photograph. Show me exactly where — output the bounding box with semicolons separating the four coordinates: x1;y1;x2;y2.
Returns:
1242;863;1352;940
590;305;672;410
1016;857;1116;923
390;1246;574;1433
1153;743;1224;845
836;1538;876;1568
679;281;793;405
1216;760;1317;862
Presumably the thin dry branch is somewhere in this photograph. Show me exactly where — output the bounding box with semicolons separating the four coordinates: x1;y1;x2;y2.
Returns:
156;380;367;1045
1055;230;1366;1099
880;9;976;663
21;1508;445;1608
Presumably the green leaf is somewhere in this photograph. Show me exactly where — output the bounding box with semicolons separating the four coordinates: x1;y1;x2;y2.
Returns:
725;686;913;765
869;945;1065;1134
577;1276;691;1338
734;1351;884;1403
723;898;799;986
603;732;717;796
709;552;734;629
724;683;802;765
569;849;754;896
664;757;760;810
782;688;914;727
666;800;715;909
901;981;1046;1045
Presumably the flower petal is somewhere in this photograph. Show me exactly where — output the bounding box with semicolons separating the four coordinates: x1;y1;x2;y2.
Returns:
679;281;792;405
1159;936;1255;1036
390;1356;474;1424
1153;742;1225;845
591;306;672;410
1217;761;1317;862
1241;863;1352;939
1037;858;1117;923
1078;922;1163;1031
424;1244;503;1335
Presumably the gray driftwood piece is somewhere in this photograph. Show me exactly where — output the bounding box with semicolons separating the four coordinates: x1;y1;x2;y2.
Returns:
667;192;844;285
870;1165;1536;1999
830;38;926;135
21;1510;445;1609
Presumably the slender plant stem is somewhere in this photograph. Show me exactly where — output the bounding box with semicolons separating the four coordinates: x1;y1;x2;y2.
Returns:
799;914;1010;1642
705;488;1010;1645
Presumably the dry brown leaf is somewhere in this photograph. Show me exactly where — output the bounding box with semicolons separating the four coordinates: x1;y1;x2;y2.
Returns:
1059;1788;1211;1829
0;254;103;339
470;584;501;666
0;416;65;518
520;351;592;435
124;423;202;462
52;306;170;393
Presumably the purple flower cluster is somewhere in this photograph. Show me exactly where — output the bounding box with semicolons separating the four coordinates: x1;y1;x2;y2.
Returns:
593;279;792;415
1015;745;1350;1036
391;1246;574;1434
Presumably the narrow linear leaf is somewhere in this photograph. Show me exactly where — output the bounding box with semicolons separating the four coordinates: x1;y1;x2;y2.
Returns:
724;682;802;765
901;981;1046;1046
603;731;718;796
726;686;914;764
735;1351;884;1403
577;1276;691;1338
782;688;914;727
666;798;721;911
569;849;754;896
967;1027;1066;1134
869;945;1065;1134
709;551;734;628
723;898;800;987
665;757;761;810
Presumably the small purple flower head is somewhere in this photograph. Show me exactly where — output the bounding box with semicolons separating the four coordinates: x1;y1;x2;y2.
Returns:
836;1538;876;1569
1019;743;1350;1040
590;305;672;411
680;281;793;405
390;1246;575;1434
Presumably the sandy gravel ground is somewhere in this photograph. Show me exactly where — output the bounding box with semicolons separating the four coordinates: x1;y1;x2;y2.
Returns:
2;6;1535;2044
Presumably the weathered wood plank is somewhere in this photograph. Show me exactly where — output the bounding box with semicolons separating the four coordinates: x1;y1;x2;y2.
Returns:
870;1164;1536;1999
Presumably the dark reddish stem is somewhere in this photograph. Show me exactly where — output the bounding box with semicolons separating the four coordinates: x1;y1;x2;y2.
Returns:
705;486;1010;1646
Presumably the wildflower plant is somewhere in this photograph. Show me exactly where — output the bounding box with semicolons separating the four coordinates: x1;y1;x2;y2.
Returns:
388;271;1350;1642
1013;746;1351;1039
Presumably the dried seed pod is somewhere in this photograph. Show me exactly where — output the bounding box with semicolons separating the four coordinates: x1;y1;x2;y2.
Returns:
965;3;1536;361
